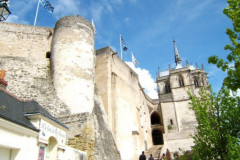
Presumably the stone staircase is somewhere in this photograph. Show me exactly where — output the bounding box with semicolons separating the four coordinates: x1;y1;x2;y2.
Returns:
145;145;163;160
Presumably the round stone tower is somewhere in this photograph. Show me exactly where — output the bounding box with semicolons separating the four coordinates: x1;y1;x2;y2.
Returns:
51;16;95;114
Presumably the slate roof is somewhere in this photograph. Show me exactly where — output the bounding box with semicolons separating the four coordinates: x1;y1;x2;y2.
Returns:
0;89;38;131
0;89;68;131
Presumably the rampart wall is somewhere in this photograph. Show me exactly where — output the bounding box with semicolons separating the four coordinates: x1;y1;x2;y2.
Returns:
0;22;69;116
96;47;157;160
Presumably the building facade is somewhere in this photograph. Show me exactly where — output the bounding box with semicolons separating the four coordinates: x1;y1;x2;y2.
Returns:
0;86;87;160
0;15;208;160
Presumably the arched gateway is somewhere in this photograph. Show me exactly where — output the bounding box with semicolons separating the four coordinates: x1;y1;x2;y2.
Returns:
152;130;164;145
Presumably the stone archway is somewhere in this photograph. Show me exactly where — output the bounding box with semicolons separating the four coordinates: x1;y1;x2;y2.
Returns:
152;130;164;145
151;112;161;125
45;137;58;160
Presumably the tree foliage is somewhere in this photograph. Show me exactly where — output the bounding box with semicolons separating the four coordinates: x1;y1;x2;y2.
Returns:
208;0;240;91
179;1;240;160
187;87;240;160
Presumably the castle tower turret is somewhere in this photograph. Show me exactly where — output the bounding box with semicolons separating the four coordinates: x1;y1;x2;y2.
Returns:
51;16;95;114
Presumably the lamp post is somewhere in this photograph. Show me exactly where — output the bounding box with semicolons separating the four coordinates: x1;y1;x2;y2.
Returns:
0;0;11;21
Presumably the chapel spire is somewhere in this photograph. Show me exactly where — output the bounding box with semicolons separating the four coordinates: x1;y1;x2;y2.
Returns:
173;39;182;67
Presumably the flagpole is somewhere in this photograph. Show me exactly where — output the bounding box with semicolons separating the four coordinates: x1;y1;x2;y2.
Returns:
120;34;123;60
34;0;40;26
131;51;133;63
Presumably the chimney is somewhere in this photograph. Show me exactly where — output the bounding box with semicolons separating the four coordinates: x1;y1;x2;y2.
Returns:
0;69;8;89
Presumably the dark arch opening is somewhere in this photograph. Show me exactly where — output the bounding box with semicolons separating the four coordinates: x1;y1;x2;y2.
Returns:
152;130;164;145
151;112;161;125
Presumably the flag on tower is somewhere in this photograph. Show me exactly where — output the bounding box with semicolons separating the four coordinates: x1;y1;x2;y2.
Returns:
39;0;54;13
120;35;128;51
131;52;138;66
91;19;96;35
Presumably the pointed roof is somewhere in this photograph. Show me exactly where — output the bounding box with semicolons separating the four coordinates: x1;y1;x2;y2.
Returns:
173;40;182;68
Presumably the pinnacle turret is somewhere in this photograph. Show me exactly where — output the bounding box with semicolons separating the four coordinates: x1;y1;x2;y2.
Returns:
173;40;182;68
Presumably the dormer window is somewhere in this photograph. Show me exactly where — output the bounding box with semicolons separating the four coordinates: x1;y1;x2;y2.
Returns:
179;76;184;87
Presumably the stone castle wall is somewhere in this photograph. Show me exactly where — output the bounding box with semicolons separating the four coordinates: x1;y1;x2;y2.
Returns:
0;17;203;160
0;22;52;59
0;22;69;116
96;47;157;160
0;19;122;160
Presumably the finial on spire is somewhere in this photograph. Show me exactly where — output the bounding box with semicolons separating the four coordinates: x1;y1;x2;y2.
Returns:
169;64;171;71
201;64;205;70
173;39;182;67
196;63;199;69
186;60;189;66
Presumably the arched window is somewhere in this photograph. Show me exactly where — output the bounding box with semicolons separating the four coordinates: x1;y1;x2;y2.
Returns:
151;112;161;125
179;76;184;87
45;137;58;160
165;82;171;93
194;78;199;88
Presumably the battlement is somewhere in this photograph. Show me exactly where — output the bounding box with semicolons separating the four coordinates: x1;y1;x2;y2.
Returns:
0;22;52;35
55;16;94;37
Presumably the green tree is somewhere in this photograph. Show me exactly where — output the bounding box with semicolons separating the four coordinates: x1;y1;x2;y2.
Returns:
187;87;240;160
179;1;240;159
208;0;240;91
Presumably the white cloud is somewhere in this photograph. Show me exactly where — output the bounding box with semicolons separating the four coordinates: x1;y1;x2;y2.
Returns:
90;4;104;24
124;17;130;23
129;0;137;3
110;0;123;5
53;0;82;19
125;62;158;99
6;0;35;24
6;15;29;24
90;0;113;24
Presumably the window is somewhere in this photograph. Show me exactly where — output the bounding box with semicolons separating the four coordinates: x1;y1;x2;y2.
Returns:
170;119;173;125
179;76;184;87
151;112;161;125
202;77;205;86
165;82;171;93
194;78;199;88
46;52;51;58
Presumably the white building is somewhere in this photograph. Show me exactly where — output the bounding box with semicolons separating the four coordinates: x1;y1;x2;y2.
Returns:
0;76;87;160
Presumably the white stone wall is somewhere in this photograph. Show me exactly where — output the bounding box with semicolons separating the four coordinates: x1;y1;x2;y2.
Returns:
51;16;95;114
0;118;39;160
95;48;156;160
0;22;68;116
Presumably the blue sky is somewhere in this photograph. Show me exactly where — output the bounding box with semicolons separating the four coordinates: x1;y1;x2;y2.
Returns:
6;0;232;98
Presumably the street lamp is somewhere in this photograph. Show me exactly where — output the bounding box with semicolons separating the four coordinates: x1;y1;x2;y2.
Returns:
0;0;11;21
